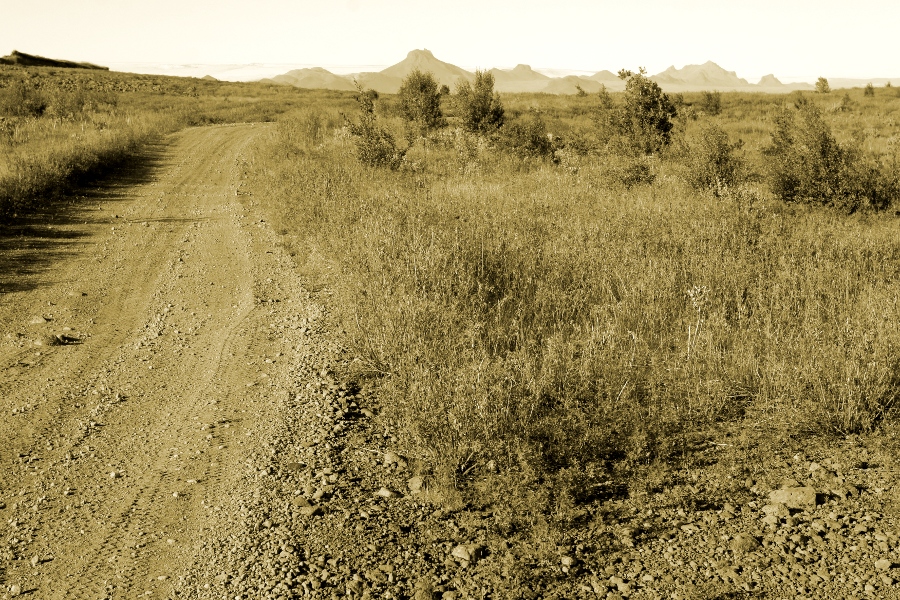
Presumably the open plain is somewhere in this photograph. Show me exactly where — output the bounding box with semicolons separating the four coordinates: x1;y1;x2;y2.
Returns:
1;64;900;599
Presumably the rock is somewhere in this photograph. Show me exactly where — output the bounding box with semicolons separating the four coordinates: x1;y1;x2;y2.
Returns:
451;543;481;564
375;487;397;499
298;506;324;517
769;487;817;508
383;451;406;468
779;478;802;489
875;559;894;570
29;316;48;325
730;532;761;553
762;503;790;518
9;583;22;596
407;476;425;494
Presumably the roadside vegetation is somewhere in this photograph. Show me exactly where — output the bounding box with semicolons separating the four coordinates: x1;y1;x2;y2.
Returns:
0;65;309;220
248;73;900;539
5;63;899;547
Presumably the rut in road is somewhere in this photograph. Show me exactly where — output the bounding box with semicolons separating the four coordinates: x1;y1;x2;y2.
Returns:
0;124;318;599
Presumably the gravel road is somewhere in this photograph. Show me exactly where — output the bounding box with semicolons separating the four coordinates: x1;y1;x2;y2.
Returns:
1;124;899;600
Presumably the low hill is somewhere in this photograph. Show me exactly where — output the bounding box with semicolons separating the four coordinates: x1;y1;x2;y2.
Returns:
0;50;108;70
263;67;357;92
489;64;549;93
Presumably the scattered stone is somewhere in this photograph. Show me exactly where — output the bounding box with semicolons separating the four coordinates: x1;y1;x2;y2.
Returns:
29;316;48;325
769;487;817;509
876;559;894;571
298;505;324;517
8;583;21;597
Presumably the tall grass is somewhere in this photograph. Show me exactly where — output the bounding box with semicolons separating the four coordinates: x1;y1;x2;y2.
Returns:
249;99;900;525
0;66;313;220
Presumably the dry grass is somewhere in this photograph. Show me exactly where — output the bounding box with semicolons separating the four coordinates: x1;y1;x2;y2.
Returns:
0;66;309;220
248;90;900;533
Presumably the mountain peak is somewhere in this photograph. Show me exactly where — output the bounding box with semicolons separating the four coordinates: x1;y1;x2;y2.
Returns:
407;49;435;59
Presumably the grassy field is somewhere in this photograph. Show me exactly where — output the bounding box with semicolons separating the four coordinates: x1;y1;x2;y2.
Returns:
247;84;900;534
4;65;899;541
0;65;310;219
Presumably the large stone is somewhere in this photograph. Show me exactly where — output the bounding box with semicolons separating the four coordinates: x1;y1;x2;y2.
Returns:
730;532;761;553
769;487;817;508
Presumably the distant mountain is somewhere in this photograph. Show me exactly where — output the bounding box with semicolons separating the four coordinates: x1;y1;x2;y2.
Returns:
261;51;843;95
489;64;549;93
262;67;357;91
380;49;473;90
585;70;620;83
651;61;748;90
201;74;219;82
0;50;108;70
349;71;404;94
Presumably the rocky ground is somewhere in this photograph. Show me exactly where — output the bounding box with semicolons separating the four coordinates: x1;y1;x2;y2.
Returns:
1;124;898;600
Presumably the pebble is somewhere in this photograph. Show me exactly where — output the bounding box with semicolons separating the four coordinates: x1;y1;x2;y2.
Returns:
375;487;397;499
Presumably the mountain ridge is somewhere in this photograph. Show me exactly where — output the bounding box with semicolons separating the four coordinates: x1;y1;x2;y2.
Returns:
259;50;849;95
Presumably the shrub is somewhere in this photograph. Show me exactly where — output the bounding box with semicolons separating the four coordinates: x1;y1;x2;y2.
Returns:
454;70;504;134
684;123;742;193
815;77;831;93
397;69;444;138
0;80;46;117
347;85;405;169
602;153;656;188
700;90;722;116
616;68;677;154
498;110;554;159
764;102;898;211
864;83;875;97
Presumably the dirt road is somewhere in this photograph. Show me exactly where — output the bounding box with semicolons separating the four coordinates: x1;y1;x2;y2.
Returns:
0;124;326;599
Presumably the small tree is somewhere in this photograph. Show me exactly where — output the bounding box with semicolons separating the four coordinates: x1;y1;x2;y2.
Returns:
685;123;742;193
347;83;405;169
454;70;504;134
815;77;831;93
397;69;444;138
864;82;875;97
616;68;677;154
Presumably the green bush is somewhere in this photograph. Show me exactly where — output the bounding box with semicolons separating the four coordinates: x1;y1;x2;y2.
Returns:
0;80;46;117
347;87;405;169
684;123;742;193
454;70;504;134
397;69;444;138
700;90;722;116
815;77;831;94
764;102;898;211
498;111;554;159
616;68;677;154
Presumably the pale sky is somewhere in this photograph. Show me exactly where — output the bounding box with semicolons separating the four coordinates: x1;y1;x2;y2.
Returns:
3;0;898;82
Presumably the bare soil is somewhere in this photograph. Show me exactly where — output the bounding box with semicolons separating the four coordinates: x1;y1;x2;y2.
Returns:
0;123;318;598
